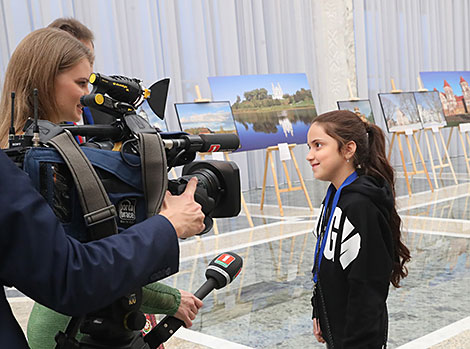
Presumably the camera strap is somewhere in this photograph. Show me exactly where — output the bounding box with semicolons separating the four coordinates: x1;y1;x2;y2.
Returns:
47;130;118;240
138;133;168;217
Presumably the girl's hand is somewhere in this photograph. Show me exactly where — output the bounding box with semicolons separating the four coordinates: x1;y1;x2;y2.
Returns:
173;289;203;328
313;318;326;343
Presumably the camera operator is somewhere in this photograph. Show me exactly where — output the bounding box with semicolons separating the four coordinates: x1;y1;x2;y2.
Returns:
0;28;205;347
3;22;204;348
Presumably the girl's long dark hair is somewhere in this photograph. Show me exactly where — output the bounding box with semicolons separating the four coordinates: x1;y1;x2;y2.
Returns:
314;110;410;288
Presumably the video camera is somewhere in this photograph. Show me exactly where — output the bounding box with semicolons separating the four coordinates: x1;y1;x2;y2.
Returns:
6;73;241;235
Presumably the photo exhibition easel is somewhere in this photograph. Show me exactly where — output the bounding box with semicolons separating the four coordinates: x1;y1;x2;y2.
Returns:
416;77;458;188
347;79;359;101
193;85;254;231
457;123;470;175
260;143;313;217
440;123;470;177
386;79;433;196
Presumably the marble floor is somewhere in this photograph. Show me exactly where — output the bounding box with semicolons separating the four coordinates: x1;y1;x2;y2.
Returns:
6;158;470;348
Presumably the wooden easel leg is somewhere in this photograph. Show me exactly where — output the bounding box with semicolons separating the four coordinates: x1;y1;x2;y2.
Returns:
260;149;270;211
463;195;470;220
269;151;284;216
440;127;454;176
443;133;458;185
412;130;422;168
290;148;313;211
467;133;470;174
431;131;444;182
387;133;396;161
397;135;412;196
437;130;458;185
223;152;254;226
413;133;434;192
212;218;219;235
424;131;438;189
282;160;293;190
460;131;470;176
240;193;254;227
405;135;418;179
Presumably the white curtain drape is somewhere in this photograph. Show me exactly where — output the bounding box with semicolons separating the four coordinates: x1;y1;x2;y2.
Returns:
354;0;470;169
0;0;357;192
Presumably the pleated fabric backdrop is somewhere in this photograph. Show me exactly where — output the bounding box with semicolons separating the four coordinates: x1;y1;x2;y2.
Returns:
1;0;469;190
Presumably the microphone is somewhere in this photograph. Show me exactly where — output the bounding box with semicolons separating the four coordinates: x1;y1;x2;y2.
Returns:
143;252;243;348
198;133;240;153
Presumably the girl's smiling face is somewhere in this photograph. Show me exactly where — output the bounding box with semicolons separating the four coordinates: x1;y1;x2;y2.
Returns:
306;122;356;189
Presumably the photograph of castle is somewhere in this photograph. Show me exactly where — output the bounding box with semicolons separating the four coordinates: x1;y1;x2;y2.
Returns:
420;71;470;127
137;99;168;132
413;91;447;129
174;101;238;136
378;92;422;133
208;73;317;152
337;99;375;124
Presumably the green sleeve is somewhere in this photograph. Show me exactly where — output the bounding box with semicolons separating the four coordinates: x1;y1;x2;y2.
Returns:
27;302;83;349
140;281;181;315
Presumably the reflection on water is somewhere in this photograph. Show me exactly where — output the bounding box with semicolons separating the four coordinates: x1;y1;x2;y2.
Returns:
279;117;293;137
232;107;316;151
234;107;316;134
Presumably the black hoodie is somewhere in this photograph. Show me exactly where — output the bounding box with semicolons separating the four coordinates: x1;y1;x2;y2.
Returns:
312;175;394;348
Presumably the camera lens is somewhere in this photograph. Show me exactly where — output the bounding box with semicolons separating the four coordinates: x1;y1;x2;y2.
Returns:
190;168;222;201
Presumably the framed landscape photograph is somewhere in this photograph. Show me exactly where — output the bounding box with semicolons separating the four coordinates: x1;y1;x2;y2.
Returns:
337;99;375;124
208;73;317;152
378;92;422;133
174;101;238;136
413;91;447;129
137;99;168;132
420;71;470;127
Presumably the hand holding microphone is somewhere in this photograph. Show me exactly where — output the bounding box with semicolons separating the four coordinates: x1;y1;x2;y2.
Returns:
143;252;243;348
173;290;203;328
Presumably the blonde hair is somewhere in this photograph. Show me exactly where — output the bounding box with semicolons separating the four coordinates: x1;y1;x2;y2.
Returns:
0;27;94;148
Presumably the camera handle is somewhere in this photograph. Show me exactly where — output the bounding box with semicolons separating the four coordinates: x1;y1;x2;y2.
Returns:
55;290;148;349
55;316;83;348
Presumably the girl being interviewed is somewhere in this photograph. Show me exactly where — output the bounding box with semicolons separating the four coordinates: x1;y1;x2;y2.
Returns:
306;110;410;348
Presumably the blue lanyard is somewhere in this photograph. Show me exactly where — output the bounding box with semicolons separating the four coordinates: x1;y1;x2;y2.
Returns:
313;171;358;283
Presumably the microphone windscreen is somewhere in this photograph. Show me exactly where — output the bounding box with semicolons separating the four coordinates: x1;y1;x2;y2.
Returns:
206;252;243;289
198;133;240;152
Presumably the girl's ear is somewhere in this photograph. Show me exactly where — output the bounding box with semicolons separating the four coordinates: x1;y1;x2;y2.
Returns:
342;140;357;161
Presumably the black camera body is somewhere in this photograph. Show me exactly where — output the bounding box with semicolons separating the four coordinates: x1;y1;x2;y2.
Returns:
7;73;241;237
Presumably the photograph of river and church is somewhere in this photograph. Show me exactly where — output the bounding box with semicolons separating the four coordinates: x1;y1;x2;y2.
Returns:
337;99;375;124
174;101;238;136
413;91;447;129
420;71;470;127
208;73;317;152
378;92;423;133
